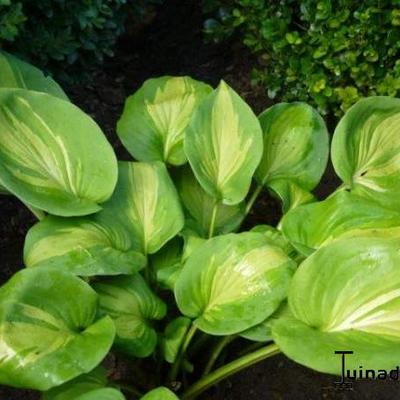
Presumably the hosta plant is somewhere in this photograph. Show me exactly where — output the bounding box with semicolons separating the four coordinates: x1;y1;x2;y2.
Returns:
1;50;400;399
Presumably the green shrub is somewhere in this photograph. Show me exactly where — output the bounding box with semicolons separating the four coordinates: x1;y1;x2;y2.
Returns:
0;0;161;81
204;0;400;115
0;1;25;41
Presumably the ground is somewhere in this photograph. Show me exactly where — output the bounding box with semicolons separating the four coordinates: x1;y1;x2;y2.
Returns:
0;0;399;399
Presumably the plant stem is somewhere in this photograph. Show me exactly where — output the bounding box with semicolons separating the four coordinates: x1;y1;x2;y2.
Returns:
244;184;263;215
25;204;45;220
236;341;265;357
169;323;198;383
182;343;280;399
203;335;235;376
208;201;218;238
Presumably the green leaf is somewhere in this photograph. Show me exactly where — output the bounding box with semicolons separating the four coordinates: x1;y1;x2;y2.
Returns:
0;51;68;100
93;274;166;358
42;367;125;400
160;316;191;363
272;236;400;375
176;167;244;236
140;387;179;400
181;229;206;263
69;389;125;400
0;182;9;194
268;179;315;213
117;76;212;166
240;302;289;342
0;268;115;390
250;225;296;257
24;215;146;277
107;161;184;255
281;190;400;256
175;232;296;335
255;102;329;191
150;237;183;290
24;161;183;275
152;230;208;291
185;80;263;205
0;89;118;216
331;96;400;211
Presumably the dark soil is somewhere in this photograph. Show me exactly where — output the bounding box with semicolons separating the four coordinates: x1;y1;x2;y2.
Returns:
0;0;397;399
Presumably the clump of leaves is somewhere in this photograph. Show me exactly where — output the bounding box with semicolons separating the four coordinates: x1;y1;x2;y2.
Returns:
204;0;400;115
1;50;400;399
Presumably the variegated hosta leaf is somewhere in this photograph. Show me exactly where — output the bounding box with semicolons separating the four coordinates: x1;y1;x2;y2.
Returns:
140;387;179;400
153;231;208;291
336;226;400;242
24;215;146;276
185;81;263;205
250;225;296;258
268;179;315;214
24;161;183;276
181;229;206;263
0;51;68;100
93;274;167;358
150;237;183;291
42;367;126;400
0;89;118;216
281;190;400;256
107;161;184;255
117;76;212;165
160;316;191;363
47;388;124;400
175;232;296;335
272;236;400;375
240;302;289;342
255;102;329;191
177;167;244;236
331;96;400;211
0;268;115;390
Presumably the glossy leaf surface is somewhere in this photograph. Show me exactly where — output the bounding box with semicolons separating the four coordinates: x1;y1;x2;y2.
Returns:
140;387;179;400
150;237;182;291
93;274;166;358
43;367;125;400
0;89;117;216
185;81;263;205
250;225;295;257
181;230;206;263
0;268;115;390
268;179;315;214
160;316;191;363
0;51;68;100
107;161;184;254
240;303;289;342
332;96;400;211
24;215;146;276
117;76;212;165
177;167;244;236
272;237;400;374
255;102;329;191
24;161;183;275
175;232;295;335
281;190;400;256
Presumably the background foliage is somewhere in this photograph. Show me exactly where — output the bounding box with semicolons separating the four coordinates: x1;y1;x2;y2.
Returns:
204;0;400;115
0;0;161;81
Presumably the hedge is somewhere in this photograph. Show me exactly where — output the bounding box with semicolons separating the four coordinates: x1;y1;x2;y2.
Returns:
0;0;161;81
204;0;400;115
